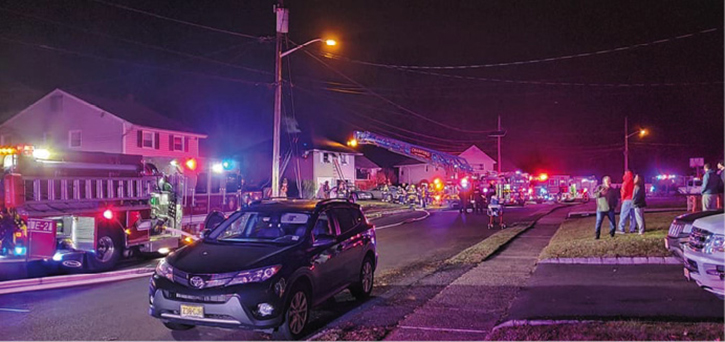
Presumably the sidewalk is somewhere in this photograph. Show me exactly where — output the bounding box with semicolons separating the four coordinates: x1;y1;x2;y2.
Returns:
385;204;570;340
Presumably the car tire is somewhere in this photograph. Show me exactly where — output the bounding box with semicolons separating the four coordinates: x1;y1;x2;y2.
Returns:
85;225;122;272
163;321;195;331
275;284;311;340
350;256;374;300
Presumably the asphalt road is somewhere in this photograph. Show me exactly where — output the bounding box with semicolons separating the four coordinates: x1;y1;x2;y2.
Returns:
0;204;553;341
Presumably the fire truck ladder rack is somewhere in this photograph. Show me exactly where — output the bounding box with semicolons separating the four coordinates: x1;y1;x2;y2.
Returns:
353;131;473;173
19;176;159;215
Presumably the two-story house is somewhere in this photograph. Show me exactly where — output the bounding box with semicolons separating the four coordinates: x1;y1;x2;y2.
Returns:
0;89;207;172
396;145;496;184
284;139;360;198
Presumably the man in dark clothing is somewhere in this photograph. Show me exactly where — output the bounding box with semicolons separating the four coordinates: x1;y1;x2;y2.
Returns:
717;160;724;209
594;176;618;239
701;163;719;210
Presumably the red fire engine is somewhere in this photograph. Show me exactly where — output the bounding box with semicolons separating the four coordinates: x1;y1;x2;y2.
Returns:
0;146;257;272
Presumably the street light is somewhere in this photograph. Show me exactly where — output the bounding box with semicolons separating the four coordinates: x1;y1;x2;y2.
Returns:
271;6;336;197
624;116;647;171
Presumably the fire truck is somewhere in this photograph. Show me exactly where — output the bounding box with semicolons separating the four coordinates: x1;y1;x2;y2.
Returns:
0;146;255;272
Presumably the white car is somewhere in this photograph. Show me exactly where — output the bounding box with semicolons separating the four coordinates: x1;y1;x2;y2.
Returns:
682;213;725;299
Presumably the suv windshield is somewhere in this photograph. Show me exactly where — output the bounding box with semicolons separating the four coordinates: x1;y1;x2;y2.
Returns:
208;210;311;244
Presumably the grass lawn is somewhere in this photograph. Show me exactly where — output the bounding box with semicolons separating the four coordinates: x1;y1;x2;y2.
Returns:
487;321;724;341
446;224;529;265
540;211;687;259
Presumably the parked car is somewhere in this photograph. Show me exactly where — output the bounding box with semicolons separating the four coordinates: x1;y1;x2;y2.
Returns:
368;184;398;201
677;178;703;195
347;187;373;202
149;199;378;339
665;209;723;261
683;213;724;299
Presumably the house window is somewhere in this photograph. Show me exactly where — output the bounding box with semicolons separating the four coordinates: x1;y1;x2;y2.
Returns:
340;154;348;164
172;136;184;151
142;131;154;148
322;153;331;163
69;130;81;148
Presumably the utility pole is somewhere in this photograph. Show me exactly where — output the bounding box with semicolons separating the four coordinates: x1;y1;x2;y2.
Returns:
271;3;288;198
497;115;502;173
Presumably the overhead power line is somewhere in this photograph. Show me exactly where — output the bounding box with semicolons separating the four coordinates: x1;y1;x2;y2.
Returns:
0;35;269;86
300;49;496;134
89;0;265;40
0;6;272;76
328;27;719;70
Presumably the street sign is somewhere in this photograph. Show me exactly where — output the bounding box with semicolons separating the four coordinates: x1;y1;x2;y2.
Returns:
690;158;704;168
27;218;57;259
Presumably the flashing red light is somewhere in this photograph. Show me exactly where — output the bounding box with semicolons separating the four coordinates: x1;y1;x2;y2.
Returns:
103;209;114;220
184;158;197;171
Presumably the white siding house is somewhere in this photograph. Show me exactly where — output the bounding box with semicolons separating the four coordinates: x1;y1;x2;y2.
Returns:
0;89;207;163
396;145;496;184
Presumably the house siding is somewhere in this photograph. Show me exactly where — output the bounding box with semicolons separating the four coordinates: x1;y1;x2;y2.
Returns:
0;92;123;153
124;127;201;159
398;164;447;184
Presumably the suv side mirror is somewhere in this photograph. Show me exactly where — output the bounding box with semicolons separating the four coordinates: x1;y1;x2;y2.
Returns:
312;234;335;247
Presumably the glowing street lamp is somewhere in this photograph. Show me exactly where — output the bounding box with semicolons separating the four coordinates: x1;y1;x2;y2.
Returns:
624;116;647;171
271;6;338;197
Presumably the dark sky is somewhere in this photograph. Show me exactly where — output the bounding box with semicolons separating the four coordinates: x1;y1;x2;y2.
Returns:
0;0;722;180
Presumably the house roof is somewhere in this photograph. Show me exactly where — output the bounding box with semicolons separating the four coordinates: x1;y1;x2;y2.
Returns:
458;145;496;164
61;89;205;136
355;156;381;169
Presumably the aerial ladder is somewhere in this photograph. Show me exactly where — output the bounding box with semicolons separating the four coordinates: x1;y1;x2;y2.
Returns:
352;131;473;173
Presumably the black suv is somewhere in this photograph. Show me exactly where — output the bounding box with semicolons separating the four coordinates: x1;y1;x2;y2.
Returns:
148;199;377;339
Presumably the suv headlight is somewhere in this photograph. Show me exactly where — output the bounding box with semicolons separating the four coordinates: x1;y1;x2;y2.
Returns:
155;259;174;281
704;234;725;254
226;265;281;286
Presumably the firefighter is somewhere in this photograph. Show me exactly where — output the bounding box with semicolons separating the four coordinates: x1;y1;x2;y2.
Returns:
0;208;16;256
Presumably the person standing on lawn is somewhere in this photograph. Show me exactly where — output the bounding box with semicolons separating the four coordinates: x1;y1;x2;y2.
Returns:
701;163;719;210
618;170;636;233
594;176;618;239
716;160;724;209
632;174;647;234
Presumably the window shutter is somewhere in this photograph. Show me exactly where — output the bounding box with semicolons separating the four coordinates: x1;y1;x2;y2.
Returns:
169;135;174;151
184;137;189;152
154;132;160;149
137;130;142;147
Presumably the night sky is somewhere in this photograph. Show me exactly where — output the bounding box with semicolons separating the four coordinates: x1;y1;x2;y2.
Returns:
0;0;722;181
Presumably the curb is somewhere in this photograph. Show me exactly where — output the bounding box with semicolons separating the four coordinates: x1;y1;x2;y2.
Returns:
538;256;681;265
492;319;596;332
568;207;686;218
0;267;155;295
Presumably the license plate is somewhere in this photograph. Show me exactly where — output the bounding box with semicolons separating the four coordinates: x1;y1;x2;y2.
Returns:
664;239;669;249
180;304;204;318
683;267;691;281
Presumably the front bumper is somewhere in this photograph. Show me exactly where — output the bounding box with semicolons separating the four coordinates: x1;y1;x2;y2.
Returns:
683;248;725;297
148;277;285;330
664;235;688;261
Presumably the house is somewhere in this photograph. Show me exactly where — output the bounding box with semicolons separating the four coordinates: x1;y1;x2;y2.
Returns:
396;145;496;184
355;155;382;190
284;139;360;198
0;89;207;171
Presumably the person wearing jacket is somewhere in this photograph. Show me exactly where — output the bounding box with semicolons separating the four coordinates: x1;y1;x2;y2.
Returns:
618;170;637;233
701;163;720;210
632;174;647;234
594;176;618;239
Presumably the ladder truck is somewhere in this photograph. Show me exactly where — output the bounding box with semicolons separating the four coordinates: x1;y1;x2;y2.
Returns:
0;146;194;272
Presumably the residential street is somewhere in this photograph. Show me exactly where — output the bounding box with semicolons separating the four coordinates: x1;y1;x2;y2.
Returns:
0;205;549;340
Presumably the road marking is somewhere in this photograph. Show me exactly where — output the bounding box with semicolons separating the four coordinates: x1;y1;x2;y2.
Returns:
398;325;489;334
0;307;30;313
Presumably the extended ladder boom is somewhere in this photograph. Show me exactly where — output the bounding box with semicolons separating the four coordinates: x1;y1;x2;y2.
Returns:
353;131;473;173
